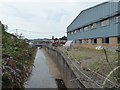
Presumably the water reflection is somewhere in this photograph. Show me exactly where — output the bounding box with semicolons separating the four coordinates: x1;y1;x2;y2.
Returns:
24;48;57;88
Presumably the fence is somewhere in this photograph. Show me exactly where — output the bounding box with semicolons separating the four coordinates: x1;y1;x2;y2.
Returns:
44;46;119;88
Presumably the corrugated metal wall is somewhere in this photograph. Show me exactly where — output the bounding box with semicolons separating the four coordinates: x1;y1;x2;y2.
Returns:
67;2;119;40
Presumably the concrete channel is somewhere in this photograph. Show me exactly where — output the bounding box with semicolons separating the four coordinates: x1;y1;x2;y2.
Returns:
24;48;66;89
45;47;86;88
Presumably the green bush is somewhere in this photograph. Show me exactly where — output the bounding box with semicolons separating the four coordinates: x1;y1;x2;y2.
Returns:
2;28;36;88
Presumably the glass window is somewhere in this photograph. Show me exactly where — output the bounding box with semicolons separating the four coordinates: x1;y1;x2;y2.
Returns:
84;39;88;44
91;38;97;44
73;30;75;34
118;36;120;43
79;28;83;32
116;15;120;23
102;37;109;44
101;19;109;27
106;37;109;43
79;39;82;44
91;23;96;29
91;38;94;44
76;29;79;32
94;38;97;44
74;30;77;33
84;26;88;31
71;31;73;34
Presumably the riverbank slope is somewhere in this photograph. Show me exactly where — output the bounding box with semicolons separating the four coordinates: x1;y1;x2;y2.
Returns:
2;24;37;88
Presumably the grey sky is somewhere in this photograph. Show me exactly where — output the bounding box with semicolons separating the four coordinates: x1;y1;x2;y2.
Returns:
0;0;109;39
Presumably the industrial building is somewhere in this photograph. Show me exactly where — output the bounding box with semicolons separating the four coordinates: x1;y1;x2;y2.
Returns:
67;1;120;49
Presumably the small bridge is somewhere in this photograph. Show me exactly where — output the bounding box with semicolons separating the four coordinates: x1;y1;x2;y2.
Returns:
32;44;50;47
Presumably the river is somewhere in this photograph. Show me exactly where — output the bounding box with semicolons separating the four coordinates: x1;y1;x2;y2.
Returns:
24;48;57;88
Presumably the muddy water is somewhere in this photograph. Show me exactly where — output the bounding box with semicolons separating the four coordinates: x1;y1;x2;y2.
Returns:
24;48;57;88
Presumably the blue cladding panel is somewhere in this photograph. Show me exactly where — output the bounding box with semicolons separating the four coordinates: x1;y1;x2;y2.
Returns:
67;2;119;40
67;2;118;31
67;17;119;40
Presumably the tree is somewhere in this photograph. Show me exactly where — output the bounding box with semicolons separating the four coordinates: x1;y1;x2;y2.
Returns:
60;36;67;40
2;24;8;31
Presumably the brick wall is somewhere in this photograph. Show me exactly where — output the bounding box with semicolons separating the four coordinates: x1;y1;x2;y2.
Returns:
82;39;84;44
88;38;91;44
109;37;118;45
75;37;119;49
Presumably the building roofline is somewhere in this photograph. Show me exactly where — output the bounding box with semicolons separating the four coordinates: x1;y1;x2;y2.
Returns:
67;1;109;30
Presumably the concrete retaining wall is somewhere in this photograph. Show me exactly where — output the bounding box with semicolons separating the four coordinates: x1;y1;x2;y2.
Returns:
45;47;85;88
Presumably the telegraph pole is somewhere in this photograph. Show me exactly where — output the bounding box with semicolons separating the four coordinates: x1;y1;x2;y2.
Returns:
16;29;18;35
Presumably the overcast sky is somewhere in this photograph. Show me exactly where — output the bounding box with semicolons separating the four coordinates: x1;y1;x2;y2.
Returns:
0;0;111;39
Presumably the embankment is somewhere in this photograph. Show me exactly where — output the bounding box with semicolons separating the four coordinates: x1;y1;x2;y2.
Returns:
2;24;37;89
44;47;86;88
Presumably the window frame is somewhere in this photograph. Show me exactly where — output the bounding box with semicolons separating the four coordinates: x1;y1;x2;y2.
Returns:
102;37;109;44
115;15;120;23
79;28;83;32
118;36;120;43
90;23;96;30
84;39;88;44
101;19;109;27
94;38;97;44
79;39;82;44
83;26;89;32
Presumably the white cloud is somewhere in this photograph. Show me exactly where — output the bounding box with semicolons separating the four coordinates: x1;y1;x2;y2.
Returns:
1;0;109;3
0;0;109;39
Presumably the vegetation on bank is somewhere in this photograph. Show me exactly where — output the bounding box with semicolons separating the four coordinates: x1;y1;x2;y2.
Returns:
68;47;117;73
2;24;37;88
59;46;119;87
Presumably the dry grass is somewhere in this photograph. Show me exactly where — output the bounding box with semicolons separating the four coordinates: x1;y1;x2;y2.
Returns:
58;45;120;87
61;46;118;76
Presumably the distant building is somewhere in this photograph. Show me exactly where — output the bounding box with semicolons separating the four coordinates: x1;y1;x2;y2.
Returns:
52;36;54;40
67;1;120;49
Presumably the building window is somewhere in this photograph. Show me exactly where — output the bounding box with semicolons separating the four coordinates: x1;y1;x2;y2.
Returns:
106;37;109;43
115;15;120;23
71;31;74;35
79;28;83;32
76;29;79;32
90;23;96;29
79;39;82;44
94;38;97;44
118;36;120;43
91;38;97;44
84;39;88;44
101;19;109;27
83;26;89;31
73;30;75;34
91;38;94;44
68;32;70;35
102;37;109;44
75;29;78;33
